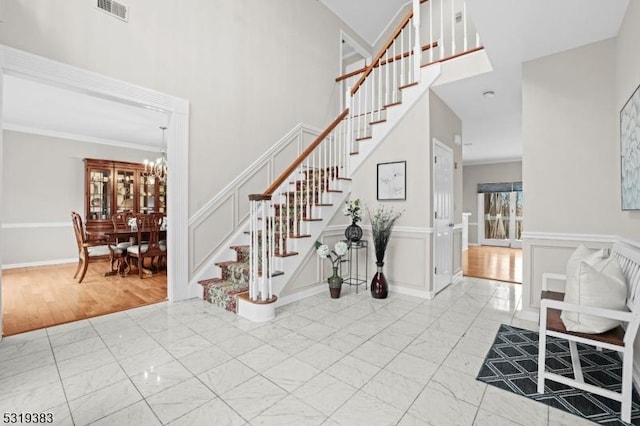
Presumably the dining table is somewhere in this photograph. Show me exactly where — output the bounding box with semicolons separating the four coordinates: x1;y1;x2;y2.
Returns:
99;229;167;277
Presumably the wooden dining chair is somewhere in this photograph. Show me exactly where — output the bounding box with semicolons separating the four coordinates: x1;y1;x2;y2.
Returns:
108;211;134;275
127;213;167;278
71;211;111;283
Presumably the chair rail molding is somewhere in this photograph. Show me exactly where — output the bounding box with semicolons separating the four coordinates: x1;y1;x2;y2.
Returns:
522;231;617;244
0;44;191;303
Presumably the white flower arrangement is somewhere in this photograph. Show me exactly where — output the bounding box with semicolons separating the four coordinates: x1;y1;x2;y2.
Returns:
314;240;349;267
343;199;362;224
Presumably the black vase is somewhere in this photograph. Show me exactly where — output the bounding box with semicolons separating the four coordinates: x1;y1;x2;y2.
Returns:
345;222;363;242
371;262;388;299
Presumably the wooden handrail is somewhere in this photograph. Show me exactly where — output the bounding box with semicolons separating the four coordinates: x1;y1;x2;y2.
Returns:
350;11;413;96
379;41;438;66
335;41;438;83
255;108;350;197
350;0;428;96
335;67;367;83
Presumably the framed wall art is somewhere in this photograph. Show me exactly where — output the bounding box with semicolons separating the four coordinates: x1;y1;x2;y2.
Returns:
377;161;406;201
621;83;640;210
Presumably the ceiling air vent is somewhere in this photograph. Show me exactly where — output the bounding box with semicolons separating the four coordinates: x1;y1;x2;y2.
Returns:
97;0;128;22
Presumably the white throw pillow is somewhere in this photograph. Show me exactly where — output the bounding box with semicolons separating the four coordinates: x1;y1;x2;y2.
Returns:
564;245;605;293
561;256;628;333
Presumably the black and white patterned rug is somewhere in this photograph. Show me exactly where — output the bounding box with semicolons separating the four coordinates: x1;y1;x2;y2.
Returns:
476;324;640;425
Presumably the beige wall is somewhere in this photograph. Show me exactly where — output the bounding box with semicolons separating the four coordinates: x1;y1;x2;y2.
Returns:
520;2;640;316
285;89;463;298
463;161;522;245
522;39;617;236
615;0;640;239
521;38;616;309
1;130;153;265
0;0;369;275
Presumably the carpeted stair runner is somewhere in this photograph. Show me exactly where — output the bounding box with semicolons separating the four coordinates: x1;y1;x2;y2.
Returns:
199;246;249;313
198;168;338;313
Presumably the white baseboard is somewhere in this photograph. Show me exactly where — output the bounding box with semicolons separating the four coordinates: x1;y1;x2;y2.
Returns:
274;283;326;308
453;271;463;283
389;284;432;300
2;258;77;270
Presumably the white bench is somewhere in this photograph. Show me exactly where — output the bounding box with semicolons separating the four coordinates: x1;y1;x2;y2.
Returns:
537;242;640;423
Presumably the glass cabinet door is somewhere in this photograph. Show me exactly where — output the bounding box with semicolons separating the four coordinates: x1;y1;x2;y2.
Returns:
157;180;166;214
115;169;136;213
139;175;156;213
89;168;112;221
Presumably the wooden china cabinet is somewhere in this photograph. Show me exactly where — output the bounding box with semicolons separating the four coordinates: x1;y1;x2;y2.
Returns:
84;158;167;234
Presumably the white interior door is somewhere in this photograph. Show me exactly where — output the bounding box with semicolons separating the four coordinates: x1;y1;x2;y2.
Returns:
433;140;454;295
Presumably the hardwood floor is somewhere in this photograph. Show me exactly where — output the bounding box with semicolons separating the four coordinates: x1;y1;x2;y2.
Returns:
463;245;523;284
2;260;167;336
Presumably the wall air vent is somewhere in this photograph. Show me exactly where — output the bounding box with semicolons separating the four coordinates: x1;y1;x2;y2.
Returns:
97;0;128;22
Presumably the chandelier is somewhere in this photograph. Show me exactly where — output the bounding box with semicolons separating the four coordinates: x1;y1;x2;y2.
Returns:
143;126;168;182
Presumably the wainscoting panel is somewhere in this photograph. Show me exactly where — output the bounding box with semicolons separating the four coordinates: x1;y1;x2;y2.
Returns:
191;194;235;273
188;124;320;279
521;232;616;311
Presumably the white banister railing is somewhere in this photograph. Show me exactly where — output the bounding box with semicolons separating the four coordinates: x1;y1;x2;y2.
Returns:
346;0;481;142
248;110;350;302
247;0;483;304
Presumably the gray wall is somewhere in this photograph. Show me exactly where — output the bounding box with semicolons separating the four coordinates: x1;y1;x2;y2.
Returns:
1;130;153;265
462;161;522;245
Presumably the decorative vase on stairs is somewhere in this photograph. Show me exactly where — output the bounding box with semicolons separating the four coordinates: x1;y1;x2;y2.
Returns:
328;266;343;299
371;262;388;299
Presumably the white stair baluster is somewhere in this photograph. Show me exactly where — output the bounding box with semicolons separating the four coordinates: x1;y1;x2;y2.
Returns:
429;0;434;62
440;0;444;60
400;28;405;87
413;0;421;82
463;2;468;52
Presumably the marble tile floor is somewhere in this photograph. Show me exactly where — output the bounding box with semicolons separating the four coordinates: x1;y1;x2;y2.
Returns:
0;277;593;426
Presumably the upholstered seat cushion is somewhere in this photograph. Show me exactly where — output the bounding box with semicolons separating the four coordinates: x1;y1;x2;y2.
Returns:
127;244;167;255
116;241;132;249
87;245;111;257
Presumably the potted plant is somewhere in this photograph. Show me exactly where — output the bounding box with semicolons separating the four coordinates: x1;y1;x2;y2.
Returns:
369;205;402;299
343;198;363;242
314;240;349;298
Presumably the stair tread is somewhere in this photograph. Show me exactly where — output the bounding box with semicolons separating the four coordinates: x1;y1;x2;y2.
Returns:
355;136;372;141
275;251;299;258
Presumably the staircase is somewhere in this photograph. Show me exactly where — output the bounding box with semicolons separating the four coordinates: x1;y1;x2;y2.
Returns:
198;0;484;320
